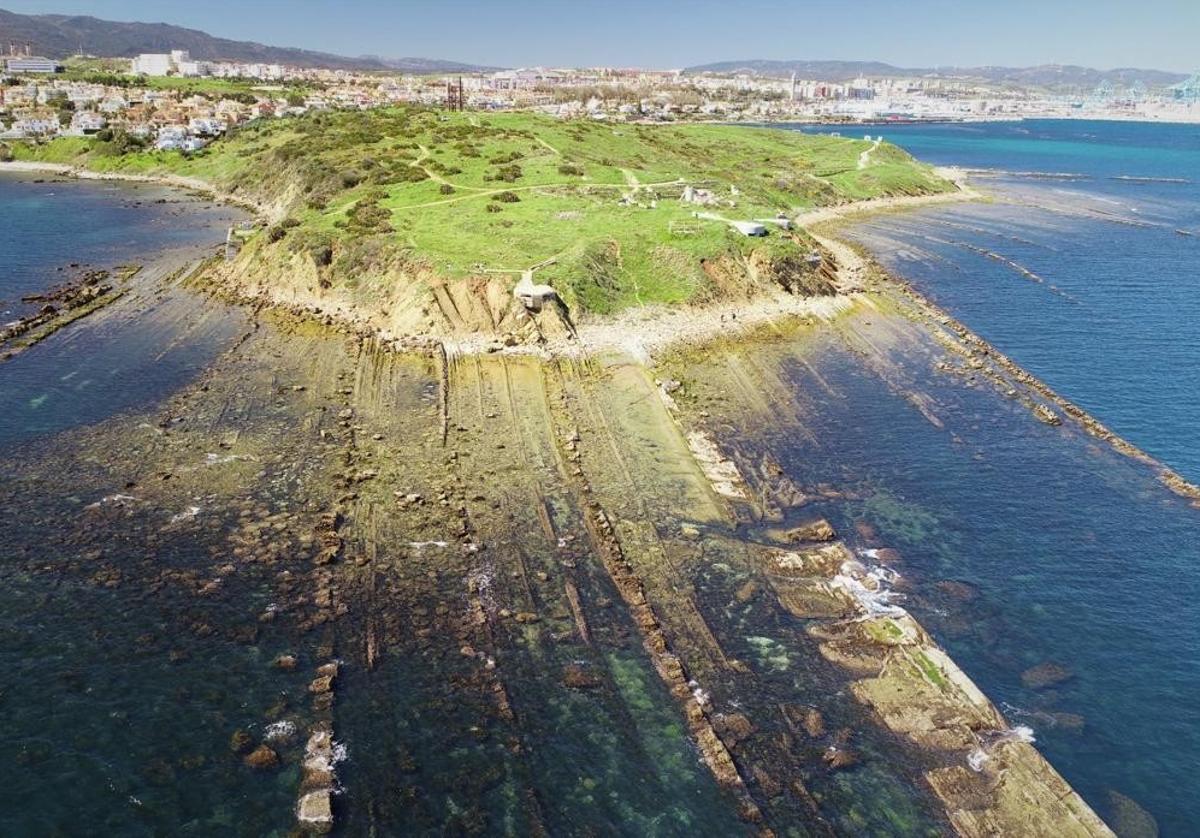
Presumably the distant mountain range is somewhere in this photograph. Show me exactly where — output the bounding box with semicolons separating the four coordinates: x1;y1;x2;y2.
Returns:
0;7;495;73
685;60;1190;90
1;7;1187;89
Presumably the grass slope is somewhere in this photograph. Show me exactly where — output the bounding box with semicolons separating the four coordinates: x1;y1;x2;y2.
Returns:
7;108;952;315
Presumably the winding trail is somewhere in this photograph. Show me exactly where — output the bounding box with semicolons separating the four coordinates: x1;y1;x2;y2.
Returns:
796;167;981;227
857;136;883;170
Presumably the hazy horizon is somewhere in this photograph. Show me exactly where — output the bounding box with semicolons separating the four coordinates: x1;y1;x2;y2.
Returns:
1;0;1198;73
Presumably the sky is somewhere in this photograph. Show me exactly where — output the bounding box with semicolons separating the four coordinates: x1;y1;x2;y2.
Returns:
3;0;1198;72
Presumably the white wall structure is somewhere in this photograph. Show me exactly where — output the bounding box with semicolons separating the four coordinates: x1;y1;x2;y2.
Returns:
131;54;173;76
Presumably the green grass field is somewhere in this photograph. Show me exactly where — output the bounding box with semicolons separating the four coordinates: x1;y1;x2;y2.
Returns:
6;108;952;314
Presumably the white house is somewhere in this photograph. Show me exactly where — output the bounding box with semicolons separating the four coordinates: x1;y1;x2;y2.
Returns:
154;125;188;150
10;117;60;137
189;117;225;137
70;112;106;134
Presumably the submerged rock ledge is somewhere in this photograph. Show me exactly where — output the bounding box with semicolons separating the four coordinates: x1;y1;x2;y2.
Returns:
0;161;1134;834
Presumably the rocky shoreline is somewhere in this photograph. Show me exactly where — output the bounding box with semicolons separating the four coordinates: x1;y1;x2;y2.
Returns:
1;161;278;223
813;231;1200;507
1;266;128;360
0;291;1118;833
1;164;1158;834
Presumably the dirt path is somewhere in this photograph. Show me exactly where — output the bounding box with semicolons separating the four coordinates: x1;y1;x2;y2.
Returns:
857;136;883;170
795;167;981;228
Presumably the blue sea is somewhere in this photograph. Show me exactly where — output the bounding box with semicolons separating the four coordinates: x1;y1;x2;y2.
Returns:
793;120;1200;480
0;173;246;445
770;120;1200;833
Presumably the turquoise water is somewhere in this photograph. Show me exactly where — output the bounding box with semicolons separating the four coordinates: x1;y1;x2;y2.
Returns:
766;120;1200;832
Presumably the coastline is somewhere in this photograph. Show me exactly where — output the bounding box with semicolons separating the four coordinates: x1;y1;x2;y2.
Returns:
0;160;275;222
8;157;1193;505
718;112;1200;128
8;156;1192;504
1;161;1157;834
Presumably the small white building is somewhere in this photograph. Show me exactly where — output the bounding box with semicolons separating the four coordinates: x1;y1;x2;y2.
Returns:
189;117;225;137
4;56;61;74
154;125;188;150
10;117;60;137
131;54;173;76
70;112;106;134
730;221;767;237
513;273;557;312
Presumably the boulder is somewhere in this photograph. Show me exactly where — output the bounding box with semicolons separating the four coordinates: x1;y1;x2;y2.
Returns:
1021;661;1074;690
822;745;860;770
803;707;826;738
562;663;602;689
297;789;334;831
1107;790;1159;838
936;580;980;602
229;729;254;755
714;712;755;748
243;745;280;770
774;519;837;544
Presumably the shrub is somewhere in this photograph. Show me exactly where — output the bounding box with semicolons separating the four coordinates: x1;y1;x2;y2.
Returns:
558;163;584;176
486;204;503;213
439;183;455;195
493;164;522;183
492;191;521;203
346;190;394;234
488;150;522;164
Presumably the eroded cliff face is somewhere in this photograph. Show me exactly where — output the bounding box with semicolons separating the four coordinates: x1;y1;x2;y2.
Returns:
208;232;840;349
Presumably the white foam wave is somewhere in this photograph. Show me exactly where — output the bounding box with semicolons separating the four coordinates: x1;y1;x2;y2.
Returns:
969;725;1037;771
264;720;297;743
832;558;906;619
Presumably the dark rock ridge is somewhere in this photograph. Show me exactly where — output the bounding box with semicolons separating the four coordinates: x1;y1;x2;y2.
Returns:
0;7;496;71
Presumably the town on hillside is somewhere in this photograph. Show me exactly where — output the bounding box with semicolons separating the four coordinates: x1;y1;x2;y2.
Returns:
2;42;1199;149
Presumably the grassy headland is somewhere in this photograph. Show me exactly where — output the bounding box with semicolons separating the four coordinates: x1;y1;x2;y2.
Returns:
5;108;954;337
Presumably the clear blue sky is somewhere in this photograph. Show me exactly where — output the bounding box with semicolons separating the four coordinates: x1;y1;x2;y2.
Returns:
3;0;1198;72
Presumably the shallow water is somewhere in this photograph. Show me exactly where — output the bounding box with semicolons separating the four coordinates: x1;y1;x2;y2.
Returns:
770;119;1200;833
1;173;241;319
0;173;247;447
681;320;1200;833
5;126;1198;834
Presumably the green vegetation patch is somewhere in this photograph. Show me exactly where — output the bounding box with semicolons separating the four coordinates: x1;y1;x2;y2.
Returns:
17;107;951;316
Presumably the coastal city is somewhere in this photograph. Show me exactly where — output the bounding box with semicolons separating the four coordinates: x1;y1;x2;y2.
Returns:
2;42;1199;149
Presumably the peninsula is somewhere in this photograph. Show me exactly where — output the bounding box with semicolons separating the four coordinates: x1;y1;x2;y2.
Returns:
4;107;957;348
1;104;1127;836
